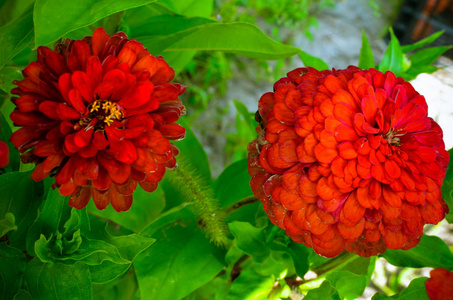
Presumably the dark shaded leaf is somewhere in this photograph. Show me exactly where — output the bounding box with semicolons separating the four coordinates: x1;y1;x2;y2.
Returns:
0;242;26;300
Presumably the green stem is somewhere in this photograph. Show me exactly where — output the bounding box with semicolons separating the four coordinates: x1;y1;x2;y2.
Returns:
266;225;281;244
311;252;358;278
225;196;259;215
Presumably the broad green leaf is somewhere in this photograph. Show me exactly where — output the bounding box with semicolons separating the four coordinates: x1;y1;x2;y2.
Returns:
0;212;16;237
384;234;453;269
26;187;71;255
0;65;22;94
0;0;34;26
372;277;429;300
298;51;329;70
443;148;453;223
0;242;26;300
404;46;452;80
134;16;300;59
89;261;131;284
160;50;197;75
33;0;157;46
0;4;33;69
87;185;166;233
12;289;32;300
228;269;275;300
214;159;253;209
228;221;270;263
135;206;225;300
25;258;92;300
1;100;20;173
157;0;213;17
401;31;444;53
0;171;44;250
92;270;138;300
304;280;341;300
326;256;376;300
378;28;403;76
358;30;375;69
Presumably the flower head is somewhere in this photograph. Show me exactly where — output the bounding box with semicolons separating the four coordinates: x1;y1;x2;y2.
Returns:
0;141;8;168
425;268;453;300
10;28;186;212
248;66;449;257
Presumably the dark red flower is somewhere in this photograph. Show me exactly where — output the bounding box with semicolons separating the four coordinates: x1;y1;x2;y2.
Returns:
10;28;186;212
425;268;453;300
248;66;449;257
0;140;8;168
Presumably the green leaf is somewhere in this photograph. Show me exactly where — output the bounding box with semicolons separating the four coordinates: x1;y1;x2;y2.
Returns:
270;239;310;278
0;171;44;250
26;187;71;255
327;256;376;300
378;28;403;76
443;148;453;223
228;221;270;263
87;185;166;233
298;51;329;70
132;15;300;59
384;234;453;269
0;0;34;26
161;50;197;75
25;258;92;300
157;0;213;17
0;212;16;237
0;242;26;300
135;206;225;300
33;0;157;46
214;159;253;209
401;31;444;53
404;46;452;80
358;30;375;69
372;277;429;300
304;280;340;300
0;65;22;94
227;269;275;300
0;4;33;69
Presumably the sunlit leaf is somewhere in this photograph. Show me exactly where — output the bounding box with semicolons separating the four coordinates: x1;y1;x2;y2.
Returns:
384;234;453;269
135;206;225;300
304;280;340;300
442;148;453;223
401;31;444;53
378;28;403;76
404;46;452;80
228;221;270;263
157;0;213;17
33;0;157;45
228;269;275;300
372;277;429;300
358;30;374;69
299;51;329;70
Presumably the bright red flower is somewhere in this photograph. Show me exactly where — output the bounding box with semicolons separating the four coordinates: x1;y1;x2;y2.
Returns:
10;28;186;212
425;268;453;300
248;66;449;257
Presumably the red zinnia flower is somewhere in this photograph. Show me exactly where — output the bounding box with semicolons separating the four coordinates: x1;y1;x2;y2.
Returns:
0;140;8;168
425;268;453;300
10;28;186;212
248;66;449;257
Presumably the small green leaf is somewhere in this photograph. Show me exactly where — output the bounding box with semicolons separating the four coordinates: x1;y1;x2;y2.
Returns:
404;46;452;80
298;51;329;70
0;171;44;250
0;212;16;237
228;269;275;300
384;234;453;269
135;206;225;300
33;0;157;46
228;221;270;263
372;277;429;300
0;4;33;69
378;28;403;76
0;66;22;94
401;31;444;53
326;256;376;300
358;30;375;69
25;258;92;300
304;280;341;300
443;148;453;223
0;242;26;300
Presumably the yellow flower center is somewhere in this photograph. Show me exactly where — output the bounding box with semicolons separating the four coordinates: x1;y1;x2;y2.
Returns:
88;100;123;126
